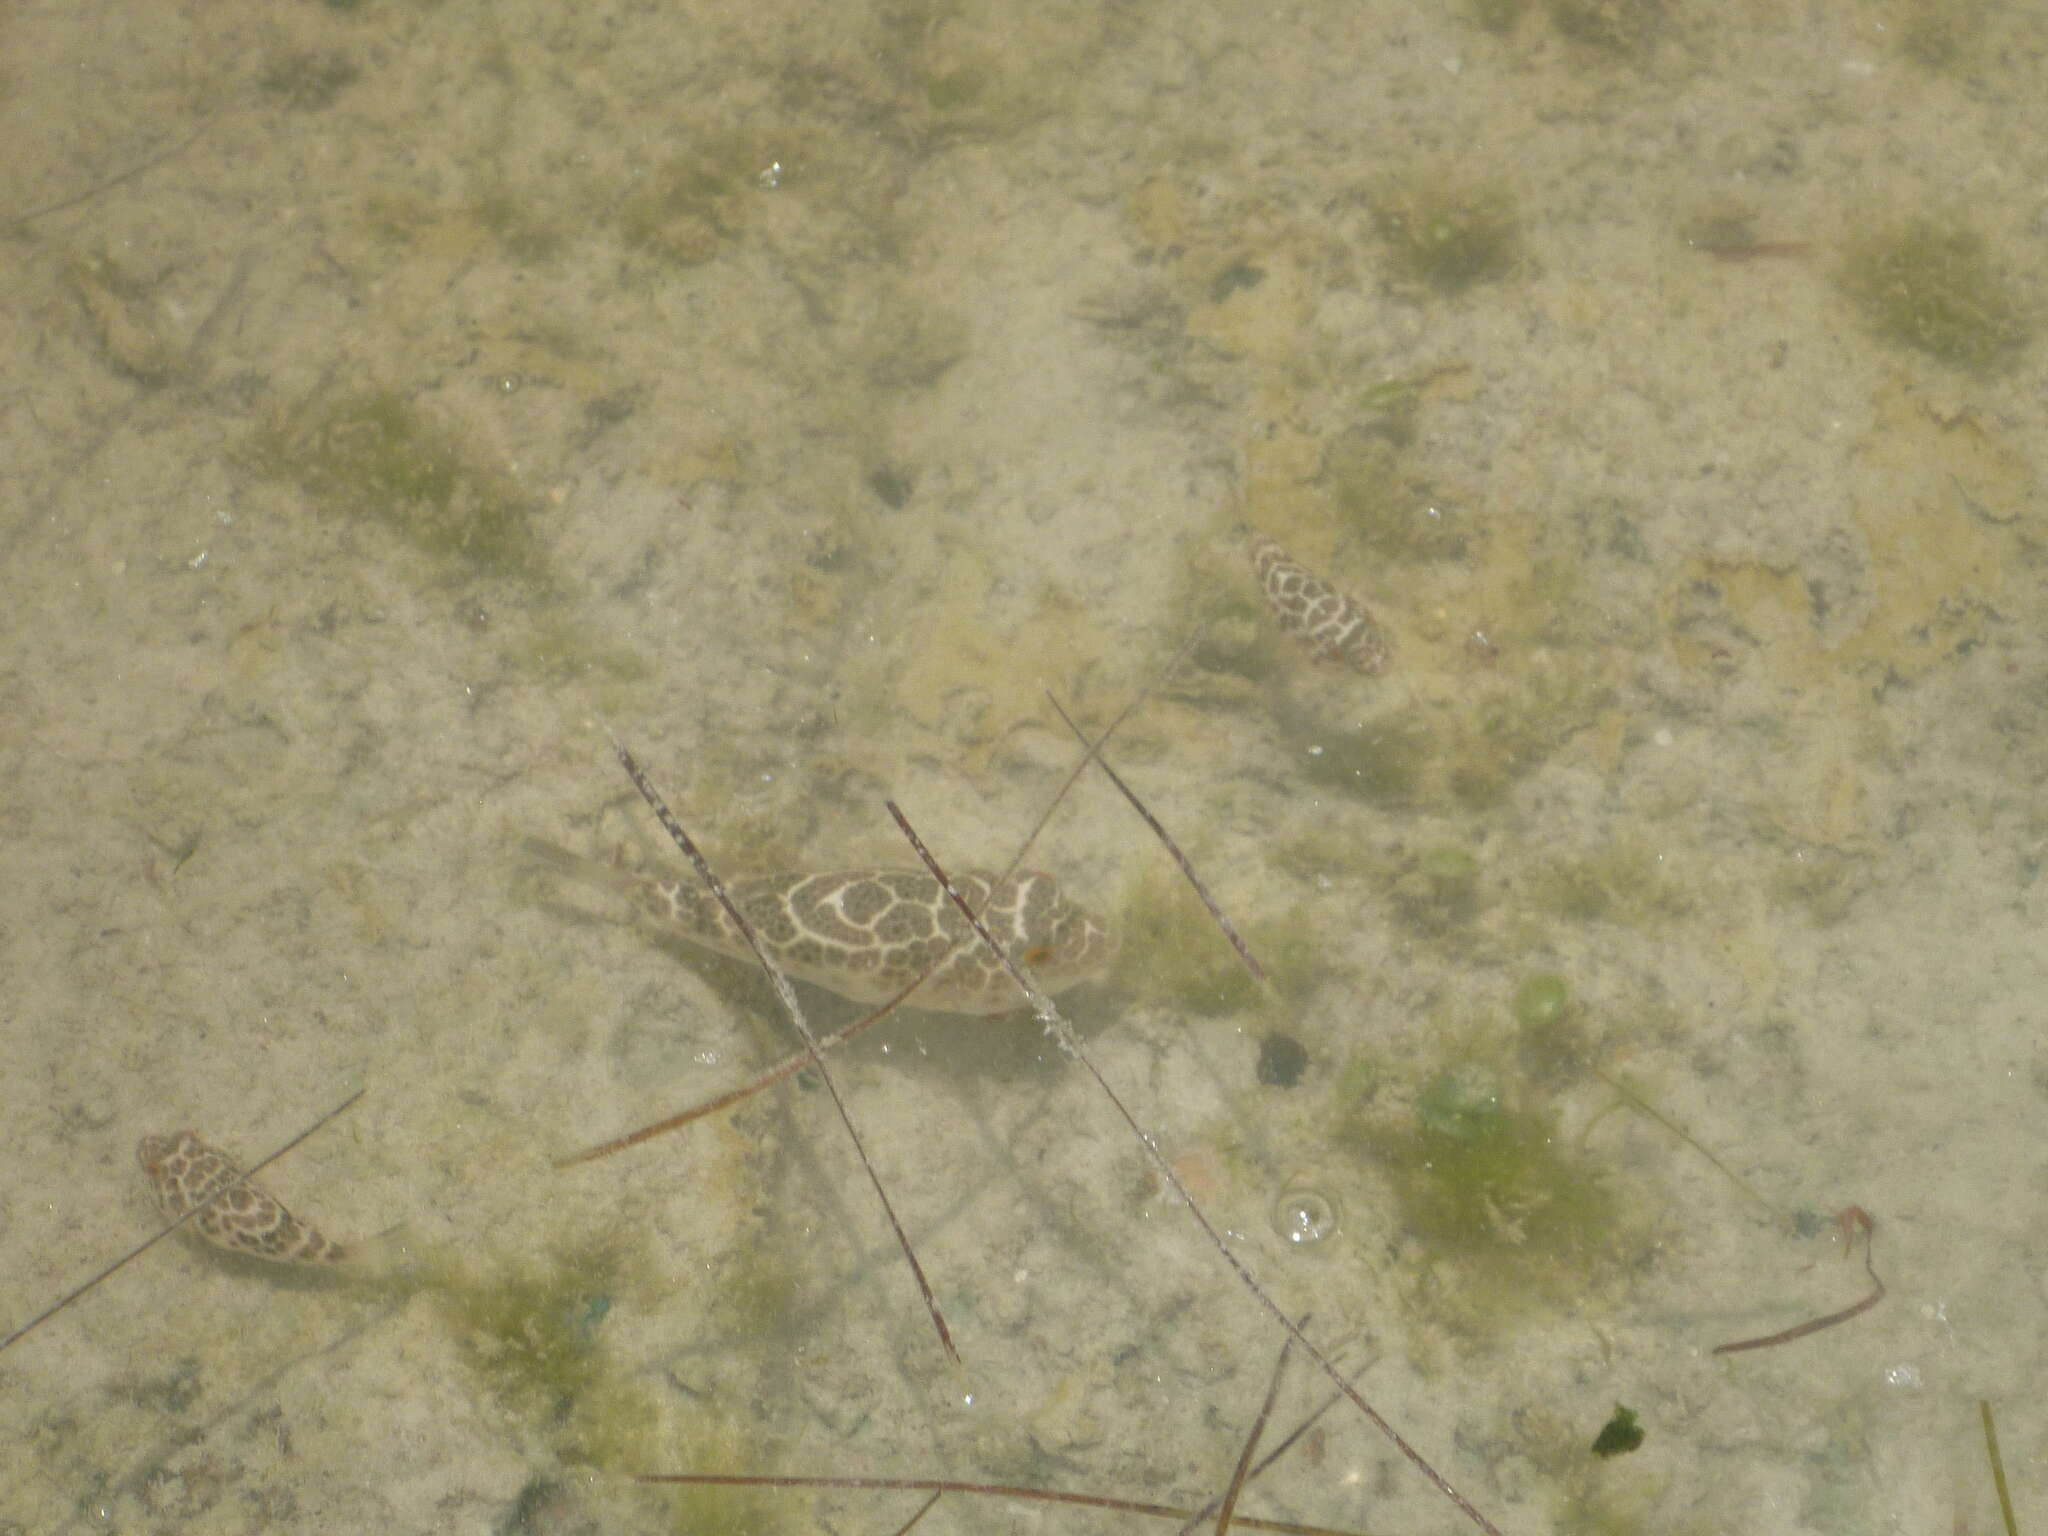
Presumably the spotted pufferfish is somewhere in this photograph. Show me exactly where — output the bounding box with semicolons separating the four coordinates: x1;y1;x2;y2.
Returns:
1241;525;1392;674
525;839;1118;1015
137;1130;349;1266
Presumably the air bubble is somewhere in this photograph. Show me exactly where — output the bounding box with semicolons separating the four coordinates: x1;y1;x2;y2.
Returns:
1270;1188;1340;1246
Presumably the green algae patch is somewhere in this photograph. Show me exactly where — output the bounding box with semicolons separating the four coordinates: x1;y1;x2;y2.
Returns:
1277;647;1612;815
1186;601;1291;690
648;1468;779;1536
1530;838;1693;927
248;389;551;583
257;49;360;111
1370;173;1520;296
1512;972;1593;1087
1546;0;1664;52
425;1235;781;1534
430;1240;636;1453
1384;1093;1615;1283
1836;218;2032;374
1515;1402;1687;1535
517;611;654;687
1323;423;1467;563
637;1405;782;1536
1165;529;1297;704
1291;707;1431;808
1467;0;1529;33
1114;866;1323;1016
1769;846;1874;927
65;249;185;384
1512;972;1573;1031
1505;1398;1723;1536
1450;655;1616;813
706;1236;806;1345
475;184;574;265
1339;1046;1627;1325
1590;1403;1644;1457
1389;843;1486;938
619;149;753;267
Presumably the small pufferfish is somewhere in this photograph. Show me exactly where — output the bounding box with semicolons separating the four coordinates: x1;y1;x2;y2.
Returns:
1241;525;1392;675
137;1130;349;1266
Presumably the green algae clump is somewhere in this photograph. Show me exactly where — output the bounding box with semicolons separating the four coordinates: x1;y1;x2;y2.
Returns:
1837;218;2032;374
1590;1403;1644;1457
1530;839;1691;926
1371;174;1520;296
433;1242;626;1441
619;154;748;267
1292;709;1429;806
1511;971;1591;1085
257;49;359;111
1392;1094;1613;1264
1468;0;1528;33
1115;867;1320;1015
428;1237;782;1534
1512;972;1572;1030
1343;1054;1621;1315
1546;0;1663;52
1389;844;1485;939
247;389;548;581
708;1240;804;1344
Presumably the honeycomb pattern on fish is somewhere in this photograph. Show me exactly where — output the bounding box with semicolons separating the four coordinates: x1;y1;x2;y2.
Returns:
137;1130;348;1265
1243;527;1391;674
637;865;1118;1015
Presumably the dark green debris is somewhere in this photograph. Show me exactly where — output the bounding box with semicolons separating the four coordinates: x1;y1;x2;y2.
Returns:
1591;1403;1644;1457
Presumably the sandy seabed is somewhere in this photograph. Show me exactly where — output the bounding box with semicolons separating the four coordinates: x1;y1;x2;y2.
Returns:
3;2;2045;1532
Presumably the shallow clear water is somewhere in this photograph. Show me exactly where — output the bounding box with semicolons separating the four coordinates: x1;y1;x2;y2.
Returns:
4;3;2045;1532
